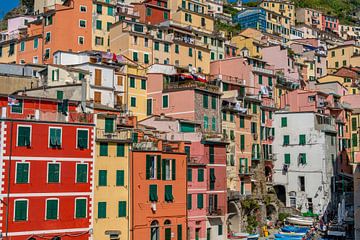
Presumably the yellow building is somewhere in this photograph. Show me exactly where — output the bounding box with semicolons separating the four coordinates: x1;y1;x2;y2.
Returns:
94;114;133;240
168;0;214;33
260;0;295;25
327;44;360;70
0;39;17;63
263;9;291;42
92;0;117;52
231;35;263;58
351;109;360;161
317;74;359;94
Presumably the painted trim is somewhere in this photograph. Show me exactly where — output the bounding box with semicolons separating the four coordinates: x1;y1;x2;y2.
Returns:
45;198;59;220
7;227;90;237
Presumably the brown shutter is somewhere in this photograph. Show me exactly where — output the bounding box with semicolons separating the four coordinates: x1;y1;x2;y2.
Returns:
117;76;123;86
116;95;122;105
95;69;102;86
94;92;101;103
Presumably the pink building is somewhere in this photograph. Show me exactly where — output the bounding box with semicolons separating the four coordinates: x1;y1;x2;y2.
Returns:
0;16;37;42
322;15;339;33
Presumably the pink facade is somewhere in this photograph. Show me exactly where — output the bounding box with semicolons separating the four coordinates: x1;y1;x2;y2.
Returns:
322;15;339;33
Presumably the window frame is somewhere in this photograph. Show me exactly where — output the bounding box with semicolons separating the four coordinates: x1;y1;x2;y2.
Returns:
74;197;87;219
47;162;61;183
80;5;87;12
13;199;29;221
48;126;62;148
45;198;59;220
76;163;88;183
76;128;89;149
162;94;169;109
79;19;87;28
15;161;30;184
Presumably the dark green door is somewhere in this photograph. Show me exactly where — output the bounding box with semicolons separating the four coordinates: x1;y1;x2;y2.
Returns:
165;228;171;240
206;228;211;240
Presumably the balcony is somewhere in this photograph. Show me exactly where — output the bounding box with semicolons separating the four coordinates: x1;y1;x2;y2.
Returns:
164;80;220;94
209;74;246;86
207;207;225;216
96;129;133;142
252;66;274;75
276;74;300;90
238;167;253;176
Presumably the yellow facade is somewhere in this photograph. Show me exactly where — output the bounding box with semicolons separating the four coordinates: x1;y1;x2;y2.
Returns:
0;40;17;63
263;9;291;42
92;0;117;52
169;0;214;33
317;74;359;94
327;45;360;70
260;0;295;25
94;115;130;240
351;111;360;162
231;36;263;58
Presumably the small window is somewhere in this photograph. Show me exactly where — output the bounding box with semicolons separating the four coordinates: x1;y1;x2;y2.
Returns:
116;170;125;186
47;163;60;183
75;198;87;218
162;95;169;108
149;184;158;202
77;129;88;149
98;170;107;186
49;127;62;148
46;199;59;220
96;4;102;14
44;49;50;59
130;97;136;107
164;185;174;202
96;20;102;30
80;5;87;12
98;202;106;218
281;117;287;127
11;99;23;114
129;77;135;88
14;200;28;221
76;164;88;183
78;36;84;45
118;201;126;217
99;142;108;156
141;79;146;90
79;20;86;28
299;176;305;191
146;155;159;180
17;125;31;147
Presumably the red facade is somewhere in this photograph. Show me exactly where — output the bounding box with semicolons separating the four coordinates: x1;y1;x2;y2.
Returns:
134;0;170;25
0;96;94;239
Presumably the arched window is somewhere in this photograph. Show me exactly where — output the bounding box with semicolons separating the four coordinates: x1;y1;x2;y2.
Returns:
164;220;171;240
150;220;159;240
164;219;171;225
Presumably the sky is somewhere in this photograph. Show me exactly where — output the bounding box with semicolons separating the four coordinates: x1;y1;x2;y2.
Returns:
0;0;20;19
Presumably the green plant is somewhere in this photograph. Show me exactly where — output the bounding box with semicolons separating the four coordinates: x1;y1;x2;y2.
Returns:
246;215;258;233
241;198;259;214
278;212;290;222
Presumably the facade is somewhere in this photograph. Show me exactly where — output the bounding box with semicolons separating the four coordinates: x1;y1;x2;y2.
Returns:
0;95;94;239
295;8;323;30
260;0;295;25
0;39;18;63
327;45;360;70
133;0;170;25
322;15;339;33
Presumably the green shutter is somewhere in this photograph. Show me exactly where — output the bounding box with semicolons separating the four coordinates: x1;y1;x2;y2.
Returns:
16;163;29;183
209;168;215;190
187;194;192;209
177;224;182;240
144;54;149;64
49;128;61;147
252;104;257;114
180;123;195;133
149;184;158;201
352;118;357;130
162;159;166;180
132;132;138;143
281;117;287;127
76;164;88;183
56;90;63;100
162;95;169;108
175;44;179;53
211;96;216;109
240;135;245;150
146;155;151;180
300;153;307;164
34;37;38;49
259;75;263;84
283;135;289;145
203;95;208;108
48;163;60;183
299;134;306;145
212;117;216;131
141;79;146;89
99;170;107;186
75;199;86;218
204;116;208;129
105;118;114;133
198;169;204;182
116;170;125;186
197;193;203;209
18;126;30;146
118;201;126;217
165;228;171;240
284;154;290;164
154;42;159;50
108;6;113;15
117;144;125;157
77;130;88;149
147;99;152;116
99;142;108;156
187;168;192;182
209;146;214;163
98;202;106;218
14;200;27;221
96;20;102;30
46;199;58;220
218;225;223;235
97;4;102;13
165;185;173;202
11;99;23;113
353;133;358;147
240;116;245;128
262;110;266;123
130;77;135;88
172;159;176;180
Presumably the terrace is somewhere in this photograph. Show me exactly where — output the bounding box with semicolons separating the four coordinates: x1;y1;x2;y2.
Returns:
163;74;220;94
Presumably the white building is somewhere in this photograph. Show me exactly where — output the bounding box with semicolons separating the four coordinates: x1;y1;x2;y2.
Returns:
273;112;337;214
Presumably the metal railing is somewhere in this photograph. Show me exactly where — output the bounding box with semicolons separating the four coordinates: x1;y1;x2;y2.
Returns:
96;129;132;141
164;80;220;93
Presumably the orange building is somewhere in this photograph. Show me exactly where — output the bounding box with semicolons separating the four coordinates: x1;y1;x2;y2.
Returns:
17;0;92;64
130;138;187;240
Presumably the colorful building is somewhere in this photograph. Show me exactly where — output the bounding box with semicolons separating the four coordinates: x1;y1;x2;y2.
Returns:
326;44;360;70
260;0;295;25
295;8;323;30
322;15;339;33
133;0;170;25
0;94;94;239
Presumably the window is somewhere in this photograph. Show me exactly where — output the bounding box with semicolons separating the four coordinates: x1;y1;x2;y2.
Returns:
44;48;50;59
16;162;29;184
45;15;53;25
281;117;287;127
95;36;104;46
211;52;215;60
98;202;106;218
162;95;169;108
149;184;158;201
99;142;108;156
177;225;182;240
299;176;305;191
204;115;208;129
240;116;245;128
144;53;149;64
96;4;102;14
284;154;290;164
133;52;138;61
197;193;203;209
211;96;216;109
218;225;223;236
299;153;307;165
352;118;357;130
130;97;136;107
283;135;290;145
9;43;14;55
209;146;214;164
146;7;152;16
99;170;107;186
164;185;174;202
17;125;30;147
11;98;23;114
48;163;60;183
154;42;159;50
211;117;216;131
187;168;192;181
209;168;215;190
164;43;169;52
162;159;176;180
79;20;86;28
118;201;126;217
240;135;245;151
96;20;102;30
20;41;25;52
75;198;87;218
78;36;84;45
46;199;58;220
146;155;160;180
187;194;192;209
258;75;263;84
198;169;204;182
299;134;306;145
203;94;208;108
188;48;193;57
77;129;88;149
252;104;257;114
76;164;88;183
80;5;87;12
116;170;125;186
198;51;202;60
49;127;61;148
108;6;114;16
14;200;28;221
107;22;112;31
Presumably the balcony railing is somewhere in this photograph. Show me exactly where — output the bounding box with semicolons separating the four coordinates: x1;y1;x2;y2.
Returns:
164;80;220;94
252;66;274;75
96;129;133;142
239;167;252;175
207;207;225;216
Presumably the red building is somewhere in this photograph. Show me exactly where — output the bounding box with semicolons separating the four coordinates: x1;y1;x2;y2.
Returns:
0;95;94;239
322;15;339;33
133;0;170;25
